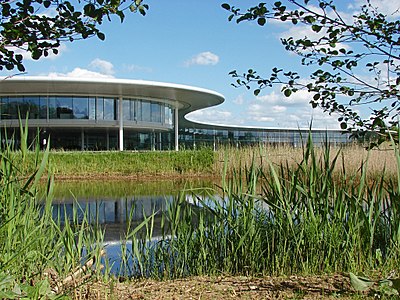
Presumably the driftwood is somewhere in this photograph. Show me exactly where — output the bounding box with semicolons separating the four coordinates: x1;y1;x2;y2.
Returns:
44;249;106;294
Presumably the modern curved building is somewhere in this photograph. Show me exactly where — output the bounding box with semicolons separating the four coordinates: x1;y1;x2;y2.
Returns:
0;76;349;150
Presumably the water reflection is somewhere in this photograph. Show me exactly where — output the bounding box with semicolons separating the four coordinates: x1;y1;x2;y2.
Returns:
51;179;213;242
52;196;170;241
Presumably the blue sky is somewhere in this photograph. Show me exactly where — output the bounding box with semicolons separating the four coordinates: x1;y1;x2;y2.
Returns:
1;0;399;129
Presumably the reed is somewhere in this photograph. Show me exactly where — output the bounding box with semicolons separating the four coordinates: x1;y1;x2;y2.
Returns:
0;122;105;298
118;136;400;279
216;142;398;180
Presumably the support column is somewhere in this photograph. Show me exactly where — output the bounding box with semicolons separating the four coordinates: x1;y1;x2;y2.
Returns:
119;96;124;151
81;129;84;151
174;107;179;151
106;130;110;150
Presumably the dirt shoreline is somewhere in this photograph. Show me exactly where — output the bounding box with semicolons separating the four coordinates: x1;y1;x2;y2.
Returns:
75;274;367;299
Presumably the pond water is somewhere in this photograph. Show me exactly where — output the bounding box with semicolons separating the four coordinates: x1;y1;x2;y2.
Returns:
51;178;214;241
50;178;215;275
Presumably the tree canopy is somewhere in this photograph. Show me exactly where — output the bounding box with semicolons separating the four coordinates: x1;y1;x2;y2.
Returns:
0;0;148;72
222;0;400;144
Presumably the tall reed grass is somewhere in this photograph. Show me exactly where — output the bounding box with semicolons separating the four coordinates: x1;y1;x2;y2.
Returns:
117;136;400;279
0;121;105;298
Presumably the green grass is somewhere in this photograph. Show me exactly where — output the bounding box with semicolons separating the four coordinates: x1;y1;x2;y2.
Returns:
16;148;216;178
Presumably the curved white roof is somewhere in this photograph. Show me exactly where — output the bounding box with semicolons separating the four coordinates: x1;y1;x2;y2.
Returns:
0;76;225;118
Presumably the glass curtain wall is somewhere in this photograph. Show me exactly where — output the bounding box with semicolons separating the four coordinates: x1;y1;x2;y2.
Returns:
1;96;174;126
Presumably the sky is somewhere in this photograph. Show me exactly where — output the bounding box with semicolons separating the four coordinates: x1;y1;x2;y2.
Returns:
1;0;399;129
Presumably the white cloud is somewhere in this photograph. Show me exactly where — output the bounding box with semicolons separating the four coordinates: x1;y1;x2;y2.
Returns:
186;108;246;125
44;58;115;79
272;105;287;113
256;89;311;106
185;51;219;67
47;67;114;79
89;58;115;76
244;88;341;128
123;64;152;73
233;94;245;105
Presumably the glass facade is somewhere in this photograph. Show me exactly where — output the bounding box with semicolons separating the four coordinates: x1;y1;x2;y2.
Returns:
179;127;351;149
0;95;350;151
0;96;174;125
0;95;176;151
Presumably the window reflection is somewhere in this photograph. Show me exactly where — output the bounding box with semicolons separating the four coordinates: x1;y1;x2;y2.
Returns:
0;96;174;127
164;106;173;125
123;100;131;121
141;101;151;122
104;98;115;120
73;97;89;119
151;102;161;123
89;97;96;120
96;97;104;120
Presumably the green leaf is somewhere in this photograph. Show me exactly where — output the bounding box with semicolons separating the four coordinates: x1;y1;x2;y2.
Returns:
84;3;96;17
221;3;230;10
257;18;266;26
349;272;375;291
284;88;292;97
97;32;105;41
311;24;322;32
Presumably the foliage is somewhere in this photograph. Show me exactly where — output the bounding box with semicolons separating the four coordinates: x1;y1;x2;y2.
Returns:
116;138;400;279
0;0;148;72
221;0;400;144
0;124;104;298
350;272;400;296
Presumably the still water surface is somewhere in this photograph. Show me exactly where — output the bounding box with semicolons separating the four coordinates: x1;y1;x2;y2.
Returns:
51;179;214;241
50;179;215;275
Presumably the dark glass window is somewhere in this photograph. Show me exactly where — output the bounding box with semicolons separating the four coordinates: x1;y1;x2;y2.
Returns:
48;97;57;119
73;97;89;119
57;97;73;119
0;97;9;119
151;102;161;123
49;96;73;119
9;97;24;119
23;96;40;119
123;99;131;121
39;96;47;119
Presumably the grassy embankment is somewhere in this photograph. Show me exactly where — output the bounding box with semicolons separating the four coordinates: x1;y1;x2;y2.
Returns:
13;142;399;181
2;128;400;298
18;148;216;179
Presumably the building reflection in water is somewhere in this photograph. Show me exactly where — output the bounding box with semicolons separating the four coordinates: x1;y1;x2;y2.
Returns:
51;195;172;242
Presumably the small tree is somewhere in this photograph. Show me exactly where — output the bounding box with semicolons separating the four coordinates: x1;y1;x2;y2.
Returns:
222;0;400;145
1;0;148;72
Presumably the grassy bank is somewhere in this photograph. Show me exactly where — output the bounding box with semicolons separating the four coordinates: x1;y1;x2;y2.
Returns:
40;149;214;178
12;143;399;181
